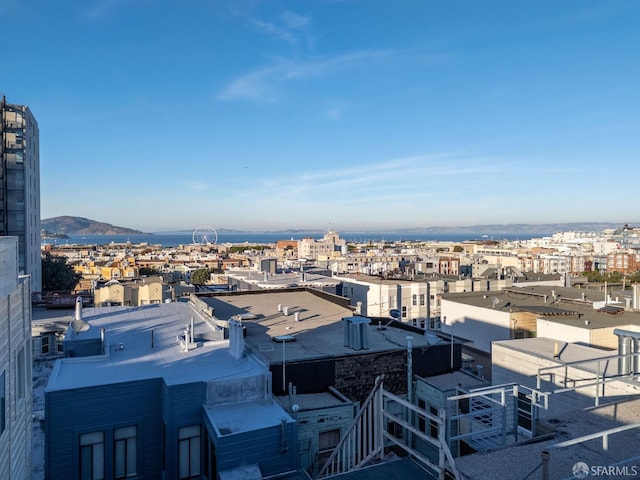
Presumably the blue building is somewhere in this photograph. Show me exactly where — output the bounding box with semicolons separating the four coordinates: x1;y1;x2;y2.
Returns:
0;237;33;479
45;299;298;480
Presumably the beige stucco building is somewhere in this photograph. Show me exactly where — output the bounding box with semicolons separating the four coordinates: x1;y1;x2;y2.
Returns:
93;276;166;306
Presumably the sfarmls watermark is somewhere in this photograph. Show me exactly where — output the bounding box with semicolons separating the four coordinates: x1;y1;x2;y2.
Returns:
572;462;638;478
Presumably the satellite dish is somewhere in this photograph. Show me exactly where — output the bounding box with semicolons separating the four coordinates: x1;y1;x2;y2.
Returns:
425;332;442;346
389;309;401;319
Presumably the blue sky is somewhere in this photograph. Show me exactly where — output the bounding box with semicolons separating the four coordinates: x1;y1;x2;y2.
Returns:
2;0;639;232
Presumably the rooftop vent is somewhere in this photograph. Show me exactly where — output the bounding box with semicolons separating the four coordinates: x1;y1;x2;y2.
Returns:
343;316;370;350
70;297;90;334
273;334;296;343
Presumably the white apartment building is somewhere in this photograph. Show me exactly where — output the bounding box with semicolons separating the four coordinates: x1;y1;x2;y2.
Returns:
337;274;432;327
0;237;33;479
298;230;347;261
0;97;41;291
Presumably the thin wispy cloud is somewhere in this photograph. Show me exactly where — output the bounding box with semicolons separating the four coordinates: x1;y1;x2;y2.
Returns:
216;67;281;102
246;9;311;48
251;19;299;46
216;49;392;102
281;10;310;29
239;154;509;206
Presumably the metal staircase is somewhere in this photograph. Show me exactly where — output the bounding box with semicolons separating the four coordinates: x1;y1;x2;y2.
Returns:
316;375;459;479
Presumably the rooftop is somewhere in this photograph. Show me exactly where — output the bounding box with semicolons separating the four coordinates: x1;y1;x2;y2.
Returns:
418;370;488;392
492;337;619;365
455;396;640;480
443;285;640;330
201;290;434;364
205;398;294;437
336;273;425;286
46;302;266;392
330;457;434;479
275;391;353;412
226;269;341;289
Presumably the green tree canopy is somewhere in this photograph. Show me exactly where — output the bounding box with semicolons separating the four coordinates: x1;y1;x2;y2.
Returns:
191;268;212;285
42;254;82;292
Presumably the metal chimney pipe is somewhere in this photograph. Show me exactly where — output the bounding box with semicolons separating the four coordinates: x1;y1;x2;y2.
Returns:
75;296;83;321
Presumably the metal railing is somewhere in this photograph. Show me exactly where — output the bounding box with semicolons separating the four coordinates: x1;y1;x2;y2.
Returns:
541;423;640;480
317;375;458;479
536;352;640;407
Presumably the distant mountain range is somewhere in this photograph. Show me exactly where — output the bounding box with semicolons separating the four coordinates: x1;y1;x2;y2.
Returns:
41;217;635;236
376;222;634;235
41;216;145;235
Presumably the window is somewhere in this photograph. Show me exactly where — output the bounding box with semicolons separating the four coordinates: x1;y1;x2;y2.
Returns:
517;392;533;432
179;425;201;479
387;421;403;440
429;407;439;438
80;431;105;480
412;294;417;306
419;294;425;306
417;399;426;432
0;372;5;435
114;426;137;479
402;306;407;318
318;429;340;452
41;336;50;354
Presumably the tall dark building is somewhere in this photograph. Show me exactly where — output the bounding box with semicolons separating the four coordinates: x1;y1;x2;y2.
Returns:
0;96;41;291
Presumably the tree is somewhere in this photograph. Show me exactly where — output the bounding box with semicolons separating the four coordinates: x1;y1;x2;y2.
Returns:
191;268;212;285
453;245;464;253
139;267;159;276
41;254;82;292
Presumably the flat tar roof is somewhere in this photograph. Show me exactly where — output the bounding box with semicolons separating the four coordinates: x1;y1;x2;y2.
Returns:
275;392;352;412
419;370;488;392
46;302;266;392
443;285;640;330
204;398;294;437
492;337;618;366
201;291;433;363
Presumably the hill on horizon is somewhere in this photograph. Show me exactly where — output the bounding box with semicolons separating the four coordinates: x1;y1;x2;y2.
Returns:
41;216;145;235
40;216;635;236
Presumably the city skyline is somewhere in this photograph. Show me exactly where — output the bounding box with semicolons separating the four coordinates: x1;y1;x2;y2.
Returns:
2;0;639;232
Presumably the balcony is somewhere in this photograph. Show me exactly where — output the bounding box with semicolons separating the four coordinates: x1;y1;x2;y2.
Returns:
4;121;23;129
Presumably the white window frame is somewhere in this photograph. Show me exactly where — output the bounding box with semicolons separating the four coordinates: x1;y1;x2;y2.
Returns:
179;425;201;479
114;425;137;479
80;431;105;480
